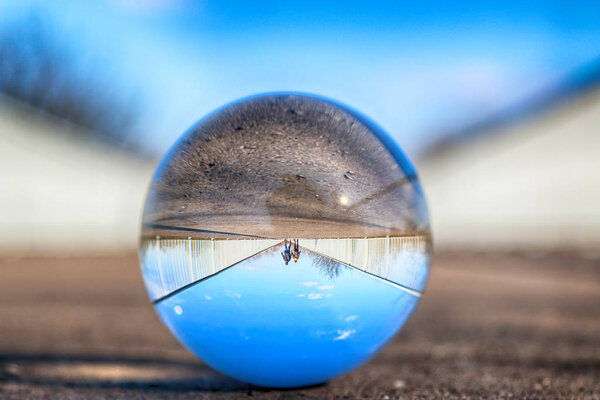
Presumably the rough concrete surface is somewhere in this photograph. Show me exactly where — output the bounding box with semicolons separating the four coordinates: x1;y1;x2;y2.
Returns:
143;94;428;240
0;251;598;399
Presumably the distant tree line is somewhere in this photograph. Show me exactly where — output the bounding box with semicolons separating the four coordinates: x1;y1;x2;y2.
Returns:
0;13;140;147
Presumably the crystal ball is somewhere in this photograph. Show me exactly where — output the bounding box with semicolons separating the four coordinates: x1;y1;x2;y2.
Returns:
139;93;431;388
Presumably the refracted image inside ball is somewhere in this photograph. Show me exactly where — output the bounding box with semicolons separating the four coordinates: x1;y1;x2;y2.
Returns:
139;93;432;388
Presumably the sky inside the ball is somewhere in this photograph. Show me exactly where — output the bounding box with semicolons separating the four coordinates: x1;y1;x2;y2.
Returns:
155;248;419;386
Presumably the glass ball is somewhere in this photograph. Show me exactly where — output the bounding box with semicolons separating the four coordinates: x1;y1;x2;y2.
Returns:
139;93;431;388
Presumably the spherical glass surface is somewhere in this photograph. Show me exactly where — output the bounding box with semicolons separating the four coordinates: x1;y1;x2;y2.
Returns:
139;93;432;388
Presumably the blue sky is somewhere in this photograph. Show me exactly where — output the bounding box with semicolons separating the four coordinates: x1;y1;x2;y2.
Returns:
1;0;599;156
156;248;419;387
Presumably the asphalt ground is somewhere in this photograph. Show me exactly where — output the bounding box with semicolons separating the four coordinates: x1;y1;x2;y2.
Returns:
142;94;429;240
0;251;598;399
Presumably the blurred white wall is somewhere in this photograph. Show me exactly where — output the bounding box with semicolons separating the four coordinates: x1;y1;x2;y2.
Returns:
0;97;156;254
416;88;600;250
2;85;599;254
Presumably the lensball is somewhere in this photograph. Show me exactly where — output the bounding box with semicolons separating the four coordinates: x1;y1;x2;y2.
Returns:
139;93;431;388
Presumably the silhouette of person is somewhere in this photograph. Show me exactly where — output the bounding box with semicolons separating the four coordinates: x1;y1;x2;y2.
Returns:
281;241;292;265
292;239;301;263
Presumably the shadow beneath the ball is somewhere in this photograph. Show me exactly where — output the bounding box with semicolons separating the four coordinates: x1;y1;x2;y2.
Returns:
251;381;329;393
0;352;251;393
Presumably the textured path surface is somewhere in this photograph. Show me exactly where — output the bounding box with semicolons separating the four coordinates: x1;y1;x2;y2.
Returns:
0;252;598;399
142;94;428;240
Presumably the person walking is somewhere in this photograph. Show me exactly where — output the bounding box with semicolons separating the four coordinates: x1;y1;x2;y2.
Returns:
292;239;301;263
281;241;292;265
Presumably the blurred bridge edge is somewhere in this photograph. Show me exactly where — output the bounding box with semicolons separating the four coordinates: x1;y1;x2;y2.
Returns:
416;58;600;251
0;94;157;255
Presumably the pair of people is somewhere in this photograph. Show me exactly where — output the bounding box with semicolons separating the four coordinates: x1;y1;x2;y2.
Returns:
281;239;301;265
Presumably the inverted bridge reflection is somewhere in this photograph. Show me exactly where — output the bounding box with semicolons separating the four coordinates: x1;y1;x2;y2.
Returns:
140;235;430;302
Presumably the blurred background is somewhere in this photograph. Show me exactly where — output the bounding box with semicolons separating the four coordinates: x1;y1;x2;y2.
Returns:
0;1;599;398
1;0;599;253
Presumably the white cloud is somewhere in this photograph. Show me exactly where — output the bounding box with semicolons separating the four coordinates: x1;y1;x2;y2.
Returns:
298;281;318;287
238;265;262;271
333;329;356;341
224;289;241;299
317;285;334;290
307;293;333;300
345;315;358;322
